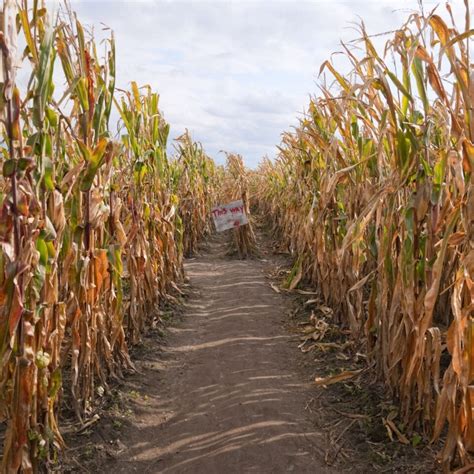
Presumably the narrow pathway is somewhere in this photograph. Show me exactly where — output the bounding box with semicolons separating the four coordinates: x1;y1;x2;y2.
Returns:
106;236;334;473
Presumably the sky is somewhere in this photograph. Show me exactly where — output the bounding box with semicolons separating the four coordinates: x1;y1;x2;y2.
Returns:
66;0;469;167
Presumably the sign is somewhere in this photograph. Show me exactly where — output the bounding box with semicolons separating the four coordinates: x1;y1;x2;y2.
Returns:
211;200;249;232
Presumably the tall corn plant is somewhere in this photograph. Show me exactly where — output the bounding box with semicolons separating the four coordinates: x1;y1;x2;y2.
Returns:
221;153;256;258
254;4;474;469
0;1;38;470
115;83;182;343
174;131;218;256
0;2;76;470
0;2;215;471
53;7;125;421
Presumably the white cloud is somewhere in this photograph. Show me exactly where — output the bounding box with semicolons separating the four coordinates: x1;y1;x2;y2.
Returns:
67;0;468;167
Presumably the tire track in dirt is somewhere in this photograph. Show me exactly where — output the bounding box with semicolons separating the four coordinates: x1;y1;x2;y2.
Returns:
105;235;335;473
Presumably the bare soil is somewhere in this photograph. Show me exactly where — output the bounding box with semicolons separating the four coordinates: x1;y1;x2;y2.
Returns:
109;234;334;473
62;231;440;473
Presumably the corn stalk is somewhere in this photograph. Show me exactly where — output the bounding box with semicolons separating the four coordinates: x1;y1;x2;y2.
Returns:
0;2;216;471
174;131;219;256
254;4;474;469
221;153;256;258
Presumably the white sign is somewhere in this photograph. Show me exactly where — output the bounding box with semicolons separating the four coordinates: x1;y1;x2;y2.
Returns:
211;200;249;232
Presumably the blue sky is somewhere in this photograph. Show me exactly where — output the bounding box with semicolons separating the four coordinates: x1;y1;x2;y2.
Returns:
69;0;467;167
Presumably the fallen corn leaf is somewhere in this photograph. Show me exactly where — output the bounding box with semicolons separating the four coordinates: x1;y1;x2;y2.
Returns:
383;419;409;445
269;283;281;293
314;369;363;386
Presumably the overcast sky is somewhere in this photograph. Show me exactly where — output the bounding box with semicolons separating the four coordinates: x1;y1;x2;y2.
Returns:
69;0;467;167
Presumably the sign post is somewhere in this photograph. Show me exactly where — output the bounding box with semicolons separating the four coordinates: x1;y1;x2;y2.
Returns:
211;200;249;232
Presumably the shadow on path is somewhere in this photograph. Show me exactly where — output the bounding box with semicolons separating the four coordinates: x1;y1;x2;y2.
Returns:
105;236;335;474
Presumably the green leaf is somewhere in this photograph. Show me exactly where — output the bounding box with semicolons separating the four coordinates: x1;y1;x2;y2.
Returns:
48;368;62;399
431;153;447;204
411;433;422;447
412;57;429;114
80;139;110;191
45;107;58;127
43;156;55;191
3;159;16;177
17;157;35;172
36;237;48;266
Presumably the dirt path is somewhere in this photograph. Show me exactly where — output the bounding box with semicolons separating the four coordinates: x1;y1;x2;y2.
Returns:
104;235;335;473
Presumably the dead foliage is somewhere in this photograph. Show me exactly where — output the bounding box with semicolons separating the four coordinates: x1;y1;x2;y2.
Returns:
254;3;474;470
0;2;218;471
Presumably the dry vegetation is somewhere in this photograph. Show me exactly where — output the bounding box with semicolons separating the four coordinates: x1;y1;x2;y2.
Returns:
174;131;220;257
253;3;474;471
1;0;474;473
220;153;257;258
0;1;219;471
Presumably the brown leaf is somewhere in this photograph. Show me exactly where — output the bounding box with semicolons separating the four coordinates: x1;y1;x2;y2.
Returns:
314;369;363;387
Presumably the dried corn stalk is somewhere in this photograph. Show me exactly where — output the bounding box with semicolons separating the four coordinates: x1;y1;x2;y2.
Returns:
221;153;257;258
0;2;217;471
254;4;474;470
174;131;220;256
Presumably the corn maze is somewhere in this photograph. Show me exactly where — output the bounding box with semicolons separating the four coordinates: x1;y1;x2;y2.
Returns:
220;153;257;258
253;5;474;470
0;1;220;471
0;0;473;472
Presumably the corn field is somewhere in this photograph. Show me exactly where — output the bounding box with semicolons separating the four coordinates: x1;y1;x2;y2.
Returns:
253;3;474;469
220;153;256;258
0;1;218;471
2;0;474;472
174;131;220;257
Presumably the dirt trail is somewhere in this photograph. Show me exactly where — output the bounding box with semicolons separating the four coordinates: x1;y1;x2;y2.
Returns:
105;235;335;473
